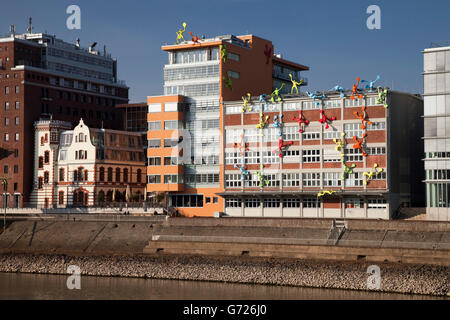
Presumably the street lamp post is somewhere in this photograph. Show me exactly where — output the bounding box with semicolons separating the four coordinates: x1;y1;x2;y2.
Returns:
0;177;9;234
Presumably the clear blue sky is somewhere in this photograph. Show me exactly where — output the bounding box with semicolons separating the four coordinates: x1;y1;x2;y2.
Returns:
2;0;450;102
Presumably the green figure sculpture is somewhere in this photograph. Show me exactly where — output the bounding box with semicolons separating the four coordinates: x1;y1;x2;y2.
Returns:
223;76;233;90
219;44;227;63
176;22;187;44
289;74;304;95
377;87;388;109
256;165;269;188
270;83;285;102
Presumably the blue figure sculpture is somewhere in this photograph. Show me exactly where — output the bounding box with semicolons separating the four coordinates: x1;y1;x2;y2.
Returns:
234;164;249;181
306;91;326;106
361;75;380;92
330;85;345;98
259;94;269;111
272;115;283;137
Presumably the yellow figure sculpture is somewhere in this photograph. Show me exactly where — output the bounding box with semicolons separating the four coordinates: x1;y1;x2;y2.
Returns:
176;22;187;44
363;163;384;185
241;93;252;113
289;73;304;95
256;112;269;136
318;190;336;197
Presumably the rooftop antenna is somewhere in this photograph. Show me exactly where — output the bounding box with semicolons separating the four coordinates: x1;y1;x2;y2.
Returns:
76;38;80;48
9;25;16;36
27;17;33;34
103;45;106;56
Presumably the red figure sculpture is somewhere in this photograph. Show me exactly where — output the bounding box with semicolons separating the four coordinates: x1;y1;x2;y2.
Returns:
292;110;309;133
188;32;201;44
275;139;293;158
264;44;272;65
353;133;368;157
318;110;336;130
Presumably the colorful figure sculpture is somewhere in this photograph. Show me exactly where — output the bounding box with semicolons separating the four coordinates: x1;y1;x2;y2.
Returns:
259;94;269;111
318;190;336;197
223;76;233;90
292;110;309;133
377;87;388;109
319;110;336;130
353;133;368;157
272;115;283;136
256;164;269;187
274;139;293;158
289;74;304;95
264;44;272;64
330;85;345;98
270;83;285;102
333;132;356;180
233;133;249;156
219;44;227;63
306;91;326;106
176;22;187;44
353;105;372;130
256;112;270;136
241;93;252;113
361;75;380;92
363;163;384;185
350;77;364;100
234;164;249;181
188;31;201;44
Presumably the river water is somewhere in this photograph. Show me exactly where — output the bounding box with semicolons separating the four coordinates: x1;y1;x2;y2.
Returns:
0;272;446;300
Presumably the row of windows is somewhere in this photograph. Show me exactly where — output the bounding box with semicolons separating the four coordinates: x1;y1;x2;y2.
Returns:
225;198;387;209
3;165;19;174
3;133;19;141
185;174;220;184
148;120;184;131
3;101;20;110
3;86;20;94
225;171;385;188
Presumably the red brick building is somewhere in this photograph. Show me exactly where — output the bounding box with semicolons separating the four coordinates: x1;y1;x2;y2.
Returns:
0;31;128;207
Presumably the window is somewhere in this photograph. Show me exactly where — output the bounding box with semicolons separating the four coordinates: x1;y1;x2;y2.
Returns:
263;151;280;164
367;147;386;155
59;192;64;205
344;123;363;138
5;102;9;110
282;149;300;159
164;120;183;130
99;167;105;182
147;175;161;183
213;197;218;203
15;133;19;141
367;199;387;209
228;52;240;61
323;172;342;187
123;169;128;183
302;173;321;187
148;121;162;131
137;169;142;183
44;171;49;184
303;132;320;140
225;152;241;165
344;99;364;107
14;117;19;125
283;198;301;208
148;157;162;166
115;168;121;182
283;126;300;141
367;122;386;131
345;148;363;162
14;165;18;173
3;165;8;174
4;118;9;126
5;86;9;94
366;97;380;106
344;173;364;187
168;194;204;207
164;174;183;184
323;130;341;140
4;133;9;142
15;86;19;94
38;157;44;169
303;198;321;208
302;101;319;110
225;174;242;188
84;170;89;182
244;198;261;208
227;70;240;79
266;174;280;187
164;138;180;148
244;151;260;164
345;198;364;209
38;177;43;189
302;149;320;163
282;173;300;187
148;139;161;148
164;157;178;165
59;168;65;181
107;167;113;182
323;148;341;163
324;100;342;109
15;102;19;109
14;149;18;158
225;198;241;208
284;102;300;111
44;151;50;164
264;198;280;208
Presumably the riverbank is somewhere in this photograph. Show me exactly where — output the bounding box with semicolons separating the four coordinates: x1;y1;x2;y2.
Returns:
0;253;448;297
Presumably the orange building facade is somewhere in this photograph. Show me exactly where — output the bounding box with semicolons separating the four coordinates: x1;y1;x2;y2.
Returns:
146;34;308;216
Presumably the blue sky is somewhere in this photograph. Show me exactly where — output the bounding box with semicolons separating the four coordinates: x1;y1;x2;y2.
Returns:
2;0;450;102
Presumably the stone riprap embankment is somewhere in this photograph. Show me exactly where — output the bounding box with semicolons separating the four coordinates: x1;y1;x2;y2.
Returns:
0;253;448;297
